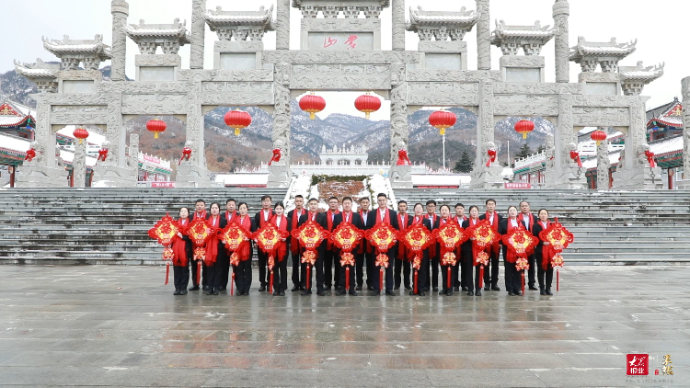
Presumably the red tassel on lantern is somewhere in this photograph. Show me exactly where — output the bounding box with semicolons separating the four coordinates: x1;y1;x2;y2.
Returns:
379;268;384;292
479;265;484;289
269;270;273;294
521;272;525;295
306;265;311;290
197;261;202;285
231;273;235;296
447;267;452;290
165;261;170;285
557;269;560;292
413;270;418;295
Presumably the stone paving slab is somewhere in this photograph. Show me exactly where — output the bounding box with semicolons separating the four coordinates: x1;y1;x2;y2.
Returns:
0;265;687;387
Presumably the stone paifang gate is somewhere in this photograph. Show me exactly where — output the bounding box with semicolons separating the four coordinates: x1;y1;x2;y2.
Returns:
14;0;667;189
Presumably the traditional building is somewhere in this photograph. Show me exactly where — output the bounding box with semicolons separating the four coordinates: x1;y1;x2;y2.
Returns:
0;100;35;140
647;98;683;142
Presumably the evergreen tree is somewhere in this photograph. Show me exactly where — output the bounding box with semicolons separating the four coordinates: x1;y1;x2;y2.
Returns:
454;150;473;173
516;143;532;159
537;144;545;153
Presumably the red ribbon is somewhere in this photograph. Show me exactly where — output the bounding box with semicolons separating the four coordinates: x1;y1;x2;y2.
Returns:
97;148;108;162
172;238;188;267
179;147;192;165
486;149;497;167
645;150;656;168
268;148;282;166
25;148;36;161
570;150;582;167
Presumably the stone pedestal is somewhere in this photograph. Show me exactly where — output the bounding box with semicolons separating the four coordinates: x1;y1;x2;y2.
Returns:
16;164;66;188
543;163;587;189
267;164;291;188
176;160;211;188
388;165;412;189
676;180;690;190
470;164;504;189
613;165;664;190
92;161;137;187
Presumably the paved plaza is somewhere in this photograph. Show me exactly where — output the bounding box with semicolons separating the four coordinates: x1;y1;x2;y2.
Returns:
0;265;687;387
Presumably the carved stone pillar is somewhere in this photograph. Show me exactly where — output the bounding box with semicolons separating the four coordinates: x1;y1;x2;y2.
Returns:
110;1;129;81
545;93;586;189
268;62;292;188
73;140;87;188
679;77;690;189
178;80;211;187
392;0;406;51
107;92;122;166
612;99;663;190
276;0;290;51
388;62;412;188
470;80;503;189
190;0;206;69
596;136;610;190
476;0;491;70
553;0;570;83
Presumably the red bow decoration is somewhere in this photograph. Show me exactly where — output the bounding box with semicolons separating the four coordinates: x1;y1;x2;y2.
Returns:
268;148;282;166
220;224;252;267
570;150;582;167
366;223;399;291
434;220;467;290
539;218;573;292
253;223;289;293
97;148;108;162
644;150;656;168
148;213;180;285
486;149;497;167
292;220;330;290
330;223;364;291
396;148;411;166
24;148;36;162
178;146;192;165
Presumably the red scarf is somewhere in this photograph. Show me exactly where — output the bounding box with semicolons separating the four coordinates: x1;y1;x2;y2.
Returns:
308;211;318;222
270;215;289;262
412;215;423;225
225;210;236;223
521;213;534;232
326;209;340;250
453;216;466;259
236;215;252;261
289;208;303;254
341;211;353;224
485;211;500;254
358;210;371;254
193;210;207;220
469;218;485;266
425;213;437;257
172;218;189;266
505;218;520;263
375;208;391;225
397;213;408;260
205;215;221;265
259;209;272;227
539;221;554;270
454;215;468;225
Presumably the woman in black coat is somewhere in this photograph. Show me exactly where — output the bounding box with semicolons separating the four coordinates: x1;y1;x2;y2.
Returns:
532;209;554;295
498;206;523;296
461;206;482;296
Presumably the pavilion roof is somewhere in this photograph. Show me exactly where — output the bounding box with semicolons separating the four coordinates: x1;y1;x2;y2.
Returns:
491;20;555;43
205;5;275;29
42;35;112;59
407;6;479;27
569;37;636;61
124;19;191;43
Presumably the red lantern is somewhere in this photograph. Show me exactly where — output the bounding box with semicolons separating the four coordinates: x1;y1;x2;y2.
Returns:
429;110;456;136
354;93;381;120
146;118;167;139
73;127;89;144
224;109;252;136
514;119;535;139
590;129;607;146
299;93;326;120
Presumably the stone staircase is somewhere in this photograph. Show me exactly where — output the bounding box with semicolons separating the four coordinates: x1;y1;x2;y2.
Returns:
0;188;287;264
395;189;690;264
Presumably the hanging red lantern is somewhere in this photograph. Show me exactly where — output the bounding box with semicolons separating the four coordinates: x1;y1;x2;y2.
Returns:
146;118;167;139
73;127;89;144
354;93;381;120
299;93;326;120
429;110;457;136
224;110;252;136
514;119;535;140
590;129;607;146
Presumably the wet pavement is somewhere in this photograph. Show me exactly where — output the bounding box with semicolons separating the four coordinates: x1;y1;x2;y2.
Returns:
0;265;688;387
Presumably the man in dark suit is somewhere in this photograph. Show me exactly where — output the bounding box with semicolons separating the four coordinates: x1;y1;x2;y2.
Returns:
394;200;414;292
254;195;274;291
287;195;306;291
332;197;363;296
357;197;373;291
479;198;502;291
219;198;237;291
454;203;468;291
424;200;439;291
409;204;432;296
519;201;539;291
323;197;341;291
365;193;399;296
298;198;328;296
189;199;208;291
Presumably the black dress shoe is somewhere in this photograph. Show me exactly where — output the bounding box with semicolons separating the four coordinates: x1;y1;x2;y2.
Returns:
432;287;439;291
409;291;416;296
301;290;312;295
219;286;226;291
454;287;460;292
484;286;490;291
336;289;346;296
259;284;266;292
212;289;219;295
206;289;215;295
273;291;279;296
202;285;210;291
439;290;446;296
461;287;468;292
278;291;285;296
291;286;300;292
316;290;326;296
371;290;381;296
368;285;375;291
180;289;188;295
356;285;363;291
475;290;482;296
467;291;474;296
404;286;412;291
189;285;200;291
491;286;501;291
419;291;425;296
385;290;396;296
540;289;546;295
508;291;515;296
173;289;180;295
515;291;523;296
349;289;358;296
546;289;553;295
447;290;453;296
528;286;538;291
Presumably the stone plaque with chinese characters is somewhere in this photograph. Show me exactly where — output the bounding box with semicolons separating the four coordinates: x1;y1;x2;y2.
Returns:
308;33;373;51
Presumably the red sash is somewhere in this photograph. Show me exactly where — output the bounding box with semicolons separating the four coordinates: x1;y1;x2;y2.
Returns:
505;218;520;263
425;213;437;257
235;216;252;261
270;215;289;262
521;213;534;232
205;215;221;265
193;210;207;220
259;209;272;228
172;218;189;266
485;212;500;254
289;209;303;254
225;210;236;223
375;208;391;225
341;211;353;225
540;221;553;270
326;209;340;250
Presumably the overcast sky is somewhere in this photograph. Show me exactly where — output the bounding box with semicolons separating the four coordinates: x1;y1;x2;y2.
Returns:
2;0;685;120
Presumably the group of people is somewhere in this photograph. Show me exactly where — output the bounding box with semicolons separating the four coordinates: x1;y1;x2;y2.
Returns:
168;194;559;298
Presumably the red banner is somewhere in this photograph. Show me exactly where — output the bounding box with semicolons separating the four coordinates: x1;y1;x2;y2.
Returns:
151;181;175;188
504;182;531;189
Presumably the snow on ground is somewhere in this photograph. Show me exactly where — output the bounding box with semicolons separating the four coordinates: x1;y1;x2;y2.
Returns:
284;174;312;212
369;174;395;209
